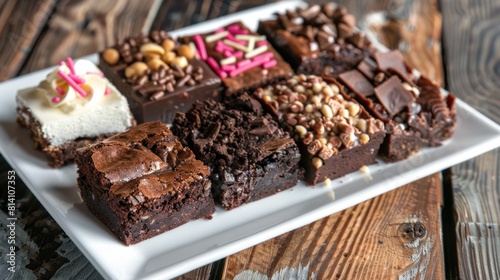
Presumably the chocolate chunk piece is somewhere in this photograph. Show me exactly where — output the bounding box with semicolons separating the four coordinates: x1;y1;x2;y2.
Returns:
357;57;377;80
336;50;457;162
374;76;415;118
339;70;374;97
374;50;410;78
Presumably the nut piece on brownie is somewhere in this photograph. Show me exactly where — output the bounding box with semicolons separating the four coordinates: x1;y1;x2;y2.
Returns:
253;75;385;185
172;94;301;210
75;121;215;245
16;58;135;168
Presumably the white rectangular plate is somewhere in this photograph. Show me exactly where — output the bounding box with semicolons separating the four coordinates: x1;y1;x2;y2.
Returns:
1;1;500;279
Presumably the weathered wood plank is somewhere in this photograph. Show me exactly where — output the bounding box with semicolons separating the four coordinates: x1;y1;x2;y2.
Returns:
224;174;444;279
151;0;275;31
441;0;500;279
19;0;160;75
0;0;58;82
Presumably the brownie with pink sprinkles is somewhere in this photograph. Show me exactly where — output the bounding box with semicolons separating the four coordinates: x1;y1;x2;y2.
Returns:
181;22;293;96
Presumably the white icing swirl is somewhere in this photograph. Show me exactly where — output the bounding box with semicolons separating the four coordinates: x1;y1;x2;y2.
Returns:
38;60;107;113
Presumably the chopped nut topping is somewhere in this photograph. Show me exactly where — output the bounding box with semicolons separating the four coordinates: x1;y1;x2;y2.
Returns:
254;75;385;162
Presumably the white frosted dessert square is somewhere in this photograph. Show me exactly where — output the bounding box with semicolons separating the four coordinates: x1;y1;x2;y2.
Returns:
16;58;135;167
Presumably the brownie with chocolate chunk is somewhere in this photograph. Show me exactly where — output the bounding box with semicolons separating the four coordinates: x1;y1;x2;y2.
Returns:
98;31;222;124
258;3;373;76
172;94;301;209
180;22;293;96
338;50;456;162
75;121;215;245
254;75;386;185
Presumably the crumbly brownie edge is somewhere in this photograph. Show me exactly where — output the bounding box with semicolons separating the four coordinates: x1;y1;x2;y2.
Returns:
213;144;301;210
16;105;121;168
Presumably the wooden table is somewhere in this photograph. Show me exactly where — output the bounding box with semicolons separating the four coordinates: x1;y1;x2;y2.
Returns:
0;0;498;279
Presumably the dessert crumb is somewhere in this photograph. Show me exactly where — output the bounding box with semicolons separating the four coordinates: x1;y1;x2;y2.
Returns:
360;165;373;182
328;190;336;201
324;178;331;187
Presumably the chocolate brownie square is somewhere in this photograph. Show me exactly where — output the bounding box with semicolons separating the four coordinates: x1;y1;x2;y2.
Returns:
338;50;457;162
258;3;373;76
253;75;386;185
98;31;222;124
180;22;293;96
172;94;301;209
75;121;215;245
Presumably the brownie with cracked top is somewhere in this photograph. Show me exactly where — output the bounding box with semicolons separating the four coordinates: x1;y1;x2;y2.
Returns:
253;75;386;185
172;94;301;210
98;31;222;124
258;3;373;76
75;121;215;245
337;50;457;162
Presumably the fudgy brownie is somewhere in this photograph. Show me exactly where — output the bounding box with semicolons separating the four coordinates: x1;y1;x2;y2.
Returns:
337;50;457;162
172;94;301;209
98;31;222;124
16;59;135;168
253;75;385;185
180;22;293;96
75;121;215;245
258;3;373;76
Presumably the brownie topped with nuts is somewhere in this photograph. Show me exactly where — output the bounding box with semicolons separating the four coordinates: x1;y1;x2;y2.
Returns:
172;94;301;209
99;30;222;124
253;75;385;185
75;121;215;245
338;50;457;162
258;3;373;76
180;22;293;96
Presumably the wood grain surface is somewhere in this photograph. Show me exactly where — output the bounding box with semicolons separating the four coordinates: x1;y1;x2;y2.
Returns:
0;0;58;81
19;0;161;75
224;174;443;280
441;1;500;279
